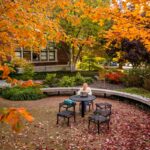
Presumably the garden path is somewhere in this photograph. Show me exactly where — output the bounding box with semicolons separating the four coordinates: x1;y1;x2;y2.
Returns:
90;80;124;90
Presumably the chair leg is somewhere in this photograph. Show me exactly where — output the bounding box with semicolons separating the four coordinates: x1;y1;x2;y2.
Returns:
88;119;91;129
97;121;100;134
74;114;76;122
107;120;110;130
56;115;59;124
89;104;91;112
67;118;70;126
79;103;81;111
92;101;94;110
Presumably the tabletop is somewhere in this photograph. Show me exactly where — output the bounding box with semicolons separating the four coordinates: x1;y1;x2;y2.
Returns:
70;95;96;102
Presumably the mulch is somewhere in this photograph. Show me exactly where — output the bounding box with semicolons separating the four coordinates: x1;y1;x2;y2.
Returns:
0;96;149;150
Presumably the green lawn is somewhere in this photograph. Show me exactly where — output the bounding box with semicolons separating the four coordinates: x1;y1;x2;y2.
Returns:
119;87;150;98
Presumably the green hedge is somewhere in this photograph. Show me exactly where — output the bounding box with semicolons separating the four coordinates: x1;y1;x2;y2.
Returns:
1;87;46;101
59;76;75;87
12;71;98;80
73;72;85;85
44;73;57;87
124;68;150;90
44;72;94;87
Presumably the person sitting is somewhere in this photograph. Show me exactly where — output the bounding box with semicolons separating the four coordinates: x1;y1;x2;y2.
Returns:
77;83;93;111
77;83;92;96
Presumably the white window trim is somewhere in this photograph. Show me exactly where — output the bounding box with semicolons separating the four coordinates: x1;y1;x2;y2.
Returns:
15;48;58;63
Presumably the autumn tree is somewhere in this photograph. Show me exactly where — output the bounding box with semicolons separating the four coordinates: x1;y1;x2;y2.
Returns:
0;0;51;131
105;0;150;52
48;0;112;70
0;0;60;61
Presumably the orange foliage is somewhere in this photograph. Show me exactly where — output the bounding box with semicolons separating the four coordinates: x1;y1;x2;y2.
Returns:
0;0;149;60
11;78;19;86
0;65;11;79
0;0;60;60
21;80;34;88
104;0;150;51
0;107;34;132
0;64;37;88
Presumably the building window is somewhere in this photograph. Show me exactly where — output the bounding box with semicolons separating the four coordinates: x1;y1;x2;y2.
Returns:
33;53;40;61
23;51;31;61
15;51;21;58
15;42;57;62
49;51;55;61
41;51;48;61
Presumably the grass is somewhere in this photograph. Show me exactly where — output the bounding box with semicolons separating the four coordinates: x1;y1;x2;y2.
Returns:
119;87;150;98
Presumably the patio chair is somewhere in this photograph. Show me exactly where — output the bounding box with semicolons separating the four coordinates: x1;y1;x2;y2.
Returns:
88;114;110;134
56;101;76;126
88;103;112;134
94;103;112;119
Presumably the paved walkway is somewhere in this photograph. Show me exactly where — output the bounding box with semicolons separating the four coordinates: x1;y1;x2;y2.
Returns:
90;80;124;90
0;80;11;88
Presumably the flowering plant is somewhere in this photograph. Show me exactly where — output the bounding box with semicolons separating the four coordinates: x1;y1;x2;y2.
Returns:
105;71;125;84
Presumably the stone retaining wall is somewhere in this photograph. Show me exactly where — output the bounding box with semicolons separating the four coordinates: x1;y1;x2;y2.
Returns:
41;87;150;106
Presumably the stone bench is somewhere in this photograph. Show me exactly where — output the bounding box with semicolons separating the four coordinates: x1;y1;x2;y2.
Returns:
41;87;150;106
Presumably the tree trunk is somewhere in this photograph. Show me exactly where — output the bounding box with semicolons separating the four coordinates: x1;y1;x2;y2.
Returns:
119;63;123;69
70;46;76;72
70;46;83;72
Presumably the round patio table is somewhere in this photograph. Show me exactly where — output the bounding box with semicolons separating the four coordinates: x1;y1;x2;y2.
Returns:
70;95;96;117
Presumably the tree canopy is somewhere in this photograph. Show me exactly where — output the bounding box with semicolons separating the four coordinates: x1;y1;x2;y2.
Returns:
0;0;149;63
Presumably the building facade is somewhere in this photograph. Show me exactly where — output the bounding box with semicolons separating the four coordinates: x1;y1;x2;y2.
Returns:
15;42;71;72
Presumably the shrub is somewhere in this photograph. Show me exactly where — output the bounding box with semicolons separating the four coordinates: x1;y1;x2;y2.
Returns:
33;72;47;80
30;71;98;80
77;56;105;71
59;76;75;87
0;88;2;95
1;87;45;101
21;63;34;80
44;73;57;87
74;73;85;85
143;79;150;91
105;71;125;84
124;68;144;87
125;76;142;87
84;77;94;84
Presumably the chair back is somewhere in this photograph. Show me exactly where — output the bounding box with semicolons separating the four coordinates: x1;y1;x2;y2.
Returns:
59;101;76;112
96;103;112;111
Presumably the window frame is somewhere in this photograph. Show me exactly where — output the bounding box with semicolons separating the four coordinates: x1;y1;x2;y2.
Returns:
15;43;58;63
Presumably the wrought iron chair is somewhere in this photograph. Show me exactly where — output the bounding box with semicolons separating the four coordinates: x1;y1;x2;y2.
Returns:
94;103;112;119
88;114;110;134
57;102;76;126
88;103;112;134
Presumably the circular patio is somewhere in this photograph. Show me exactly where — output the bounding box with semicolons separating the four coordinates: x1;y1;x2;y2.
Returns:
0;96;149;150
